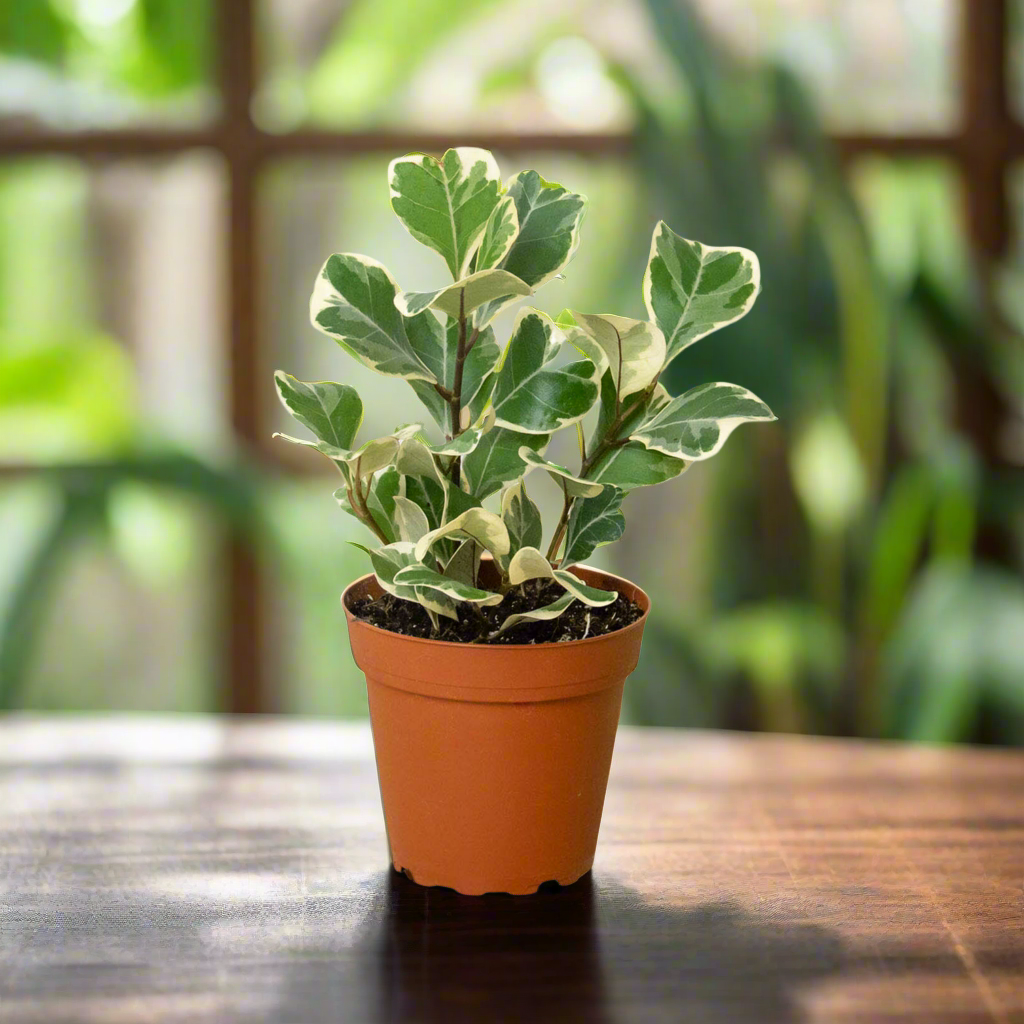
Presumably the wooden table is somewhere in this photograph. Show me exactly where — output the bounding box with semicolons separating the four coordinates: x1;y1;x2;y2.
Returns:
0;717;1021;1024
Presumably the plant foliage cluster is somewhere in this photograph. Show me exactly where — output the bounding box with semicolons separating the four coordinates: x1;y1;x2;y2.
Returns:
275;148;774;638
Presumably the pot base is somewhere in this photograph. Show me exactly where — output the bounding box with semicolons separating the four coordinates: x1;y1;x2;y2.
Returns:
392;861;591;897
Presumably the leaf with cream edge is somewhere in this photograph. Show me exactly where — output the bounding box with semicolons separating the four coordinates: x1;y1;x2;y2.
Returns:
395;269;531;320
350;541;420;599
567;313;665;397
273;372;363;450
473;194;519;271
414;507;510;563
310;253;441;381
632;382;776;460
474;171;587;324
442;539;482;586
408;320;502;431
507;547;617;606
643;221;761;367
561;486;625;567
491;310;601;434
461;427;548;500
274;431;402;479
519;448;604;498
388;147;503;279
394;565;504;605
490;593;576;637
392;495;431;543
500;479;543;562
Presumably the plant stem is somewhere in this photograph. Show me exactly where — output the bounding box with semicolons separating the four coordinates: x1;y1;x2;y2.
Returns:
545;479;573;563
447;292;478;488
348;459;390;545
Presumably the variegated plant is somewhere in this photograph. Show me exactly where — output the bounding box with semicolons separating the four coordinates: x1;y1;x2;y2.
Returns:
275;148;775;639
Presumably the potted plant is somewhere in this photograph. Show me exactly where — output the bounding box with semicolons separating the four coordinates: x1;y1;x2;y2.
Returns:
274;147;774;895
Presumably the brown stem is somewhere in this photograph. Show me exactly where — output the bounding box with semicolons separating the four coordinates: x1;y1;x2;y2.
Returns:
448;292;472;487
545;479;573;563
349;459;390;545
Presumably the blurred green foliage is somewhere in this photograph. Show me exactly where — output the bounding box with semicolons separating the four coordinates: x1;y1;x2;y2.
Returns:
2;0;1023;742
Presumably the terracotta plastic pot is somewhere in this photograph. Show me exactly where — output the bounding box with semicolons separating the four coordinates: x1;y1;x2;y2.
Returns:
342;565;650;896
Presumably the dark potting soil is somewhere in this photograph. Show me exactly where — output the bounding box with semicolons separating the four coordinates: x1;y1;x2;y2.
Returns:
349;578;643;644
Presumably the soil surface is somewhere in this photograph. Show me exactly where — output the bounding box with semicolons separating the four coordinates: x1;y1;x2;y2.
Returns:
350;578;643;644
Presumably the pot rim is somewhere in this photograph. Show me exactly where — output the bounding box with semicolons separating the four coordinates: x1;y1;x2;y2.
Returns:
341;563;650;652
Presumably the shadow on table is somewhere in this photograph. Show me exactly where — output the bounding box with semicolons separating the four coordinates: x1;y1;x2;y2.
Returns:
281;870;845;1024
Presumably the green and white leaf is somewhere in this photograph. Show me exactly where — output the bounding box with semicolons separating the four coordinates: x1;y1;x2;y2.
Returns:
500;479;543;560
643;221;761;366
500;170;586;288
442;539;482;587
588;442;689;491
388;147;503;279
310;253;440;381
395;435;444;486
414;507;510;563
358;466;400;542
473;193;519;271
490;593;576;637
392;495;431;544
395;268;531;320
408;321;502;431
461;426;549;500
274;431;400;479
393;565;503;606
491;310;600;433
350;541;420;601
402;474;446;531
273;372;363;450
507;547;617;606
519;448;604;498
567;313;665;396
561;486;625;567
632;382;776;460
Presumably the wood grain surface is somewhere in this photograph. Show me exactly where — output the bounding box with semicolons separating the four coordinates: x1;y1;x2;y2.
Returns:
0;716;1021;1023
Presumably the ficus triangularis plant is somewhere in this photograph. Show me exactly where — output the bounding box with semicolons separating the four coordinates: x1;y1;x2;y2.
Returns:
274;148;775;639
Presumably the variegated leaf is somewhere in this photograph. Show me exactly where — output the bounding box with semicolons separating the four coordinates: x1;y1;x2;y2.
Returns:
500;170;586;288
561;486;625;567
491;593;576;637
461;427;548;500
491;310;600;434
568;313;665;396
506;547;617;606
473;194;519;271
519;448;604;498
632;382;776;461
643;221;761;366
403;474;446;531
350;541;420;600
341;466;400;542
310;253;440;382
273;372;363;450
500;479;543;560
588;442;689;491
414;507;510;563
388;148;503;279
392;495;431;544
273;432;400;479
393;565;503;606
395;269;531;320
442;539;482;586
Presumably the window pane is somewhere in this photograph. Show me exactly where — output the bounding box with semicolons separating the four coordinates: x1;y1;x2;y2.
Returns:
0;154;229;460
0;152;229;711
256;0;957;134
0;0;216;130
692;0;958;134
0;477;222;711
